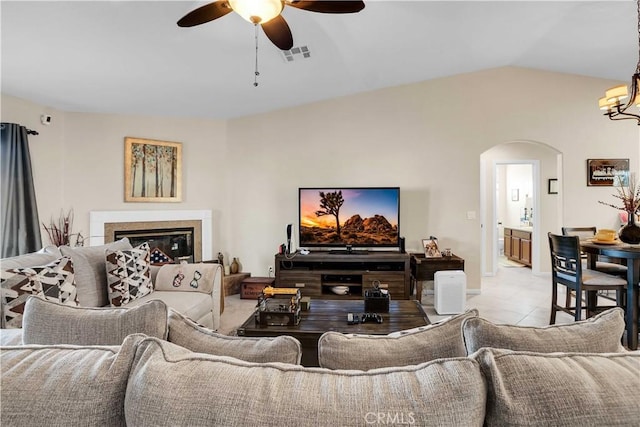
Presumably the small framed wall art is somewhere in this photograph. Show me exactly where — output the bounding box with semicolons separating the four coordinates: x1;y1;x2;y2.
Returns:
586;158;629;187
548;179;558;194
124;137;182;202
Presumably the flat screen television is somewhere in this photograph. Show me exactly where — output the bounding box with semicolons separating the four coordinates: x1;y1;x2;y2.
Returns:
298;187;400;249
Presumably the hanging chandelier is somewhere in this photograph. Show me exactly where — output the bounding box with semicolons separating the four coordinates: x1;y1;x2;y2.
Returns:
598;0;640;125
228;0;283;24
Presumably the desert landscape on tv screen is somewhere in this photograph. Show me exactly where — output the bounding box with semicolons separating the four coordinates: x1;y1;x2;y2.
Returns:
300;189;398;246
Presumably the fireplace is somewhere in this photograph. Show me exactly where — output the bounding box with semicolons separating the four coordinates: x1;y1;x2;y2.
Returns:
109;222;199;265
89;210;212;263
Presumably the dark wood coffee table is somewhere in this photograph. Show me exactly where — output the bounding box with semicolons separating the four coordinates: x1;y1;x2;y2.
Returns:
236;299;430;366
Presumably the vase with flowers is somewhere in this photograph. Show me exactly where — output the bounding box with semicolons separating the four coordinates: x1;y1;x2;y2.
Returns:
599;174;640;244
42;209;84;247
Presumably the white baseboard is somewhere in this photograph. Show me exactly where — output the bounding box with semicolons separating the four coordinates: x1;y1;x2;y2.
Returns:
424;289;481;295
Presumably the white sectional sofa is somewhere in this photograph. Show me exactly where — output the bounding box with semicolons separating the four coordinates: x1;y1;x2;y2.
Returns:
0;238;223;339
1;301;638;426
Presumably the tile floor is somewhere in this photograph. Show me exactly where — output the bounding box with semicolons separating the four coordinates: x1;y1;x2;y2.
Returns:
438;262;576;326
218;262;584;335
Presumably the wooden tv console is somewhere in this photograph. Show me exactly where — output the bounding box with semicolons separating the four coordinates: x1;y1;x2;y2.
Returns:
274;251;411;300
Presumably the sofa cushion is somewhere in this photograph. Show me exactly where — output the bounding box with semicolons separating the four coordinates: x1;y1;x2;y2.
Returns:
472;348;640;426
0;245;62;269
167;309;301;364
125;337;486;427
318;309;478;370
128;291;215;328
1;334;144;427
106;242;153;307
22;297;168;345
1;256;78;328
0;329;23;345
60;238;132;307
154;262;215;293
134;262;223;330
462;307;626;354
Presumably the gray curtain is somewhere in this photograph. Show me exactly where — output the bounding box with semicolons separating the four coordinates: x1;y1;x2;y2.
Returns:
1;123;42;257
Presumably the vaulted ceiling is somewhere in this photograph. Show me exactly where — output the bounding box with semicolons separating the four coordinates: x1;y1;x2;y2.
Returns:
1;1;636;119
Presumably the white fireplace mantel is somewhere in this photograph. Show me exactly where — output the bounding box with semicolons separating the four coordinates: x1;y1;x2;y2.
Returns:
89;210;212;261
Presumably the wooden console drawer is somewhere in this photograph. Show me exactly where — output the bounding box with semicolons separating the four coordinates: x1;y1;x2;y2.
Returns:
410;254;465;281
277;272;321;296
274;252;411;300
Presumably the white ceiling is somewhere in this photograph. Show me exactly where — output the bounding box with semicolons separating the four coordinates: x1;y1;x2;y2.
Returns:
1;0;636;119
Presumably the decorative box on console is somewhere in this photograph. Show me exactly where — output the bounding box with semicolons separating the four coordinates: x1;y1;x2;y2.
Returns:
240;277;276;299
256;287;301;326
241;277;275;299
364;282;390;313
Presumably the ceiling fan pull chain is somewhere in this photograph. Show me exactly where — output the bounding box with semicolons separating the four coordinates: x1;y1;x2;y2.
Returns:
254;24;260;87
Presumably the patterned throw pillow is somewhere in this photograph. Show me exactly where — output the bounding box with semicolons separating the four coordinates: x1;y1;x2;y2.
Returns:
105;242;153;307
0;256;78;328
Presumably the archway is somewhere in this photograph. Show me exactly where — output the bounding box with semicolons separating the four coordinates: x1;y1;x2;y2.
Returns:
480;141;562;276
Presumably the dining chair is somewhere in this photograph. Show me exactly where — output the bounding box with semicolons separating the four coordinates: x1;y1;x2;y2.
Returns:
563;225;629;292
561;226;628;303
561;226;627;274
548;232;626;323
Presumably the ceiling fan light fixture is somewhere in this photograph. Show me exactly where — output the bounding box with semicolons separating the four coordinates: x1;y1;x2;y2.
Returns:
229;0;284;24
177;0;365;85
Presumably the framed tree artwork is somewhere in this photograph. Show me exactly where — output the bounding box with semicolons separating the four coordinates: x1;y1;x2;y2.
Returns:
124;137;182;202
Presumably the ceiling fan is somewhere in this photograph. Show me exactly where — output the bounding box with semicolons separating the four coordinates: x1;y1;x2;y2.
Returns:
177;0;366;50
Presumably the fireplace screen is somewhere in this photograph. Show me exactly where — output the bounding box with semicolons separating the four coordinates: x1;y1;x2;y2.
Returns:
114;227;194;265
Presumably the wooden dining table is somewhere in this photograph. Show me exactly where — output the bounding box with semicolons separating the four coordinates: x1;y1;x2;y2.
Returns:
580;240;640;350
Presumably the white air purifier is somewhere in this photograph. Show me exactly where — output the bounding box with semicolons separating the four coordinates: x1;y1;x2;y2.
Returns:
434;270;466;315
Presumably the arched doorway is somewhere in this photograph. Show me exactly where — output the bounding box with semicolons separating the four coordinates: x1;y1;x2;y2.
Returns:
480;141;562;276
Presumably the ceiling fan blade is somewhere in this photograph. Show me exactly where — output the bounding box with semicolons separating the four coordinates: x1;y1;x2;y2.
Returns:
177;1;232;27
286;1;365;14
261;15;294;50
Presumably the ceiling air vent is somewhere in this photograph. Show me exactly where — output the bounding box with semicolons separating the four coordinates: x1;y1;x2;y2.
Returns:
281;46;311;63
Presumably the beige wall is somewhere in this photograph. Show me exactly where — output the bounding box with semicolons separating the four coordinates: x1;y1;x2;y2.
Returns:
2;66;638;291
1;95;228;256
